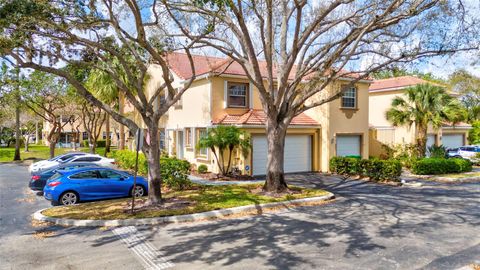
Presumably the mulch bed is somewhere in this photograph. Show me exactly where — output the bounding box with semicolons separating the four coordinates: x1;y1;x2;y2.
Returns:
191;170;256;181
123;197;195;213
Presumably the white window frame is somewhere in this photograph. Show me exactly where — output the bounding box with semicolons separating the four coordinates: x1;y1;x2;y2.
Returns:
226;82;249;108
341;87;357;109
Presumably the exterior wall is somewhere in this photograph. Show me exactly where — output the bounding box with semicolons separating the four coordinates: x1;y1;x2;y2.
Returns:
305;81;370;171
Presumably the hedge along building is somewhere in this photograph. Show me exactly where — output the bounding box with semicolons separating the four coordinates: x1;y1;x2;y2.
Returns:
143;52;372;176
368;76;472;157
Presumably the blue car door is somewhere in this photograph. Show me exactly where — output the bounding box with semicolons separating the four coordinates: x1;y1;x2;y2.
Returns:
68;170;104;200
99;170;131;197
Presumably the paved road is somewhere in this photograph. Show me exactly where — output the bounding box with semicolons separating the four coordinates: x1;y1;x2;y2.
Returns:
0;164;479;269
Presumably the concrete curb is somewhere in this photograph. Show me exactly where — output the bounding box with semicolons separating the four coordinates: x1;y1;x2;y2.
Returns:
33;193;335;227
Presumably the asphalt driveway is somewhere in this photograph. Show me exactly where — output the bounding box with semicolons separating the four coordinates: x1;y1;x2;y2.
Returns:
0;163;479;270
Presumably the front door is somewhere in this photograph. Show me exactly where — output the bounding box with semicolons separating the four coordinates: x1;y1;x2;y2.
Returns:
177;131;184;159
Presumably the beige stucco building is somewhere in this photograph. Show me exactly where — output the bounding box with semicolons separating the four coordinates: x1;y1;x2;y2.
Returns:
146;53;372;175
368;76;471;157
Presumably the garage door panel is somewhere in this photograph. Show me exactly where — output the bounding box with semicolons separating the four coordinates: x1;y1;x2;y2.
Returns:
336;135;361;157
442;134;464;149
252;135;311;176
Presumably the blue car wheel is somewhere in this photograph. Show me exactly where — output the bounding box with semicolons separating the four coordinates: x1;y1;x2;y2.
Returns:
131;185;146;197
59;191;79;205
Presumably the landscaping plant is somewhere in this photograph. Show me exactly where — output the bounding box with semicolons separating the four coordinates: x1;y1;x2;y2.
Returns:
412;158;472;175
330;157;402;182
427;145;448;159
197;126;250;176
197;164;208;174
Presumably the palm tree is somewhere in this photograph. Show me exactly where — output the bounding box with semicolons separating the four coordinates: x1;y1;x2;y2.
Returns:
85;69;122;155
386;83;466;157
197;126;251;175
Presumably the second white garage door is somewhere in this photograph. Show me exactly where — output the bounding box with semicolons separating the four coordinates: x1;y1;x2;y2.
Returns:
442;134;464;149
252;135;312;176
336;135;361;157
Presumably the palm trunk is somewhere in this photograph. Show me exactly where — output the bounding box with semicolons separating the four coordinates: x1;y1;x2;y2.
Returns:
145;127;163;205
417;124;428;158
13;103;20;161
105;114;111;156
263;121;288;192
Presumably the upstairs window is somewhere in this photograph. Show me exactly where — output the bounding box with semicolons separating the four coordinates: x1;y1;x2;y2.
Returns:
227;82;249;108
341;87;357;108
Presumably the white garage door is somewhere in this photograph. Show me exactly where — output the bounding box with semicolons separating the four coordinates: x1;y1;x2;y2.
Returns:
442;134;464;149
252;135;311;176
336;135;361;157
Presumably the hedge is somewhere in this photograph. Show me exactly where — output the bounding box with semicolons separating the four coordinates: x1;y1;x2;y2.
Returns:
112;150;191;190
82;140;106;148
411;158;472;175
330;157;402;182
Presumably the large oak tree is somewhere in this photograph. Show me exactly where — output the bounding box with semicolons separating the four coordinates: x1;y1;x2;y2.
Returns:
166;0;480;192
0;0;205;205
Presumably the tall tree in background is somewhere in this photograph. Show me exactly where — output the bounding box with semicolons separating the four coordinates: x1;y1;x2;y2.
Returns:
80;102;107;154
449;69;480;144
167;0;479;192
0;1;205;205
23;71;72;158
0;64;22;160
386;84;466;157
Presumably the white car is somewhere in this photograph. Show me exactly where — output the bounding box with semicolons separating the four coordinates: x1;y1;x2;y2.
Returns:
30;154;115;173
446;146;480;160
29;152;87;173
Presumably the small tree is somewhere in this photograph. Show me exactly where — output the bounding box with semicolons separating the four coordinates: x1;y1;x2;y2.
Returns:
197;126;251;176
80;102;106;154
386;84;466;157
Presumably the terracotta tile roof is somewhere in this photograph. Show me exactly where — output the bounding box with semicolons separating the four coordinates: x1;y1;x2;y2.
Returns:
369;76;428;92
166;52;369;81
213;109;319;126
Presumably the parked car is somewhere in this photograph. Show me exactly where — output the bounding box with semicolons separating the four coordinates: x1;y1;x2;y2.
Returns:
43;167;148;206
29;152;87;173
446;146;480;160
29;162;101;191
31;154;115;173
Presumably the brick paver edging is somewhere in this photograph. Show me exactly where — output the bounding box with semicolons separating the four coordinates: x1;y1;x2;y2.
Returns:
32;192;335;227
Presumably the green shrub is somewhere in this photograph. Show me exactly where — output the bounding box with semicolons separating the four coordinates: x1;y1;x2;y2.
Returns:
427;145;447;159
381;143;419;168
96;140;106;147
329;157;360;175
412;158;472;175
197;164;208;174
82;140;89;147
113;150;191;190
330;157;402;182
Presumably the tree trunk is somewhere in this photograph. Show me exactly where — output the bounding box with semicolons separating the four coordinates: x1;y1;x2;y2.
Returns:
263;122;288;193
49;142;56;158
35;121;39;144
119;92;125;150
417;125;428;158
105;114;111;156
24;136;29;152
145;127;163;205
13;104;21;161
89;138;96;154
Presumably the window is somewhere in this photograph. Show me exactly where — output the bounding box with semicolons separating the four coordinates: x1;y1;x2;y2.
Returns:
82;132;88;140
341;87;356;108
99;170;124;179
197;128;208;156
70;171;99;179
102;132;106;140
159;130;166;150
185;128;192;147
227;82;249;108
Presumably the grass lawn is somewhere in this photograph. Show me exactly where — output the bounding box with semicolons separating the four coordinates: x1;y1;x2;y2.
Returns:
42;184;331;220
0;145;107;162
436;171;480;179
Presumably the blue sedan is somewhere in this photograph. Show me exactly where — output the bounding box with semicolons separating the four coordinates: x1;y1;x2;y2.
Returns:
43;167;148;206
